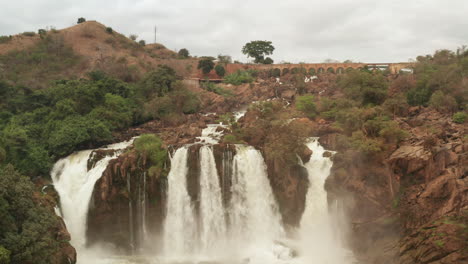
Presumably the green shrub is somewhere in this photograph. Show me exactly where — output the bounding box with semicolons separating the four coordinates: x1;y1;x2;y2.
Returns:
264;57;273;64
383;93;409;116
106;27;113;34
350;131;383;156
139;65;177;97
0;246;10;264
339;70;388;106
129;34;138;41
452;111;467;123
37;29;46;39
224;70;255;85
407;86;432;106
379;121;408;143
429;90;458;113
22;31;36;37
198;58;215;74
134;134;167;168
201;81;233;97
138;40;146;46
296;95;317;118
77;17;86;24
223;134;242;144
215;64;226;77
178;48;189;58
282;68;289;75
0;165;62;263
0;35;11;44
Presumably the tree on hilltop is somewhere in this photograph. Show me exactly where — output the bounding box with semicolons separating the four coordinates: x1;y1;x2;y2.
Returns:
242;40;275;64
178;48;190;58
77;17;86;24
198;57;215;74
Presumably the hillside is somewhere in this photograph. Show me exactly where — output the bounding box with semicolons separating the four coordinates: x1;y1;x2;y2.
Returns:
0;21;197;88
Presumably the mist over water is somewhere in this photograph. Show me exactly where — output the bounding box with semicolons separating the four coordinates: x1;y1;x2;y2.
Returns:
51;133;354;264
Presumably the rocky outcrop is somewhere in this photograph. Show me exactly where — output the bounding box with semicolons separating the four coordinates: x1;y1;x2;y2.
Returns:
266;158;309;227
325;108;467;264
86;148;168;252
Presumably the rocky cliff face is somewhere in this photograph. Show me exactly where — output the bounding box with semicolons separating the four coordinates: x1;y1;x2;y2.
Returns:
325;108;467;264
86;148;167;252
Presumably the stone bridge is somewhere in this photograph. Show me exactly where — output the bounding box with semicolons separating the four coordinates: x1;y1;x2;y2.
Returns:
193;62;414;79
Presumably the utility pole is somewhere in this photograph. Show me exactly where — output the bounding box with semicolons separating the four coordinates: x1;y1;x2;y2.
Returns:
154;26;157;44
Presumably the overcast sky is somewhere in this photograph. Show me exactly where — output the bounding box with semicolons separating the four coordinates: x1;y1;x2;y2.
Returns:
1;0;467;63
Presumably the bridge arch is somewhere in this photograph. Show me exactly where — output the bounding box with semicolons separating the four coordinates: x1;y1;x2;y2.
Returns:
271;68;281;77
317;67;325;74
336;67;344;74
282;68;290;75
346;67;354;72
327;67;335;73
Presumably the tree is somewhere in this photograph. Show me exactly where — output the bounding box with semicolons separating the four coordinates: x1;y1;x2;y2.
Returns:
140;65;178;97
178;48;189;58
198;57;215;74
242;40;275;64
77;17;86;24
138;40;146;46
129;34;138;41
296;95;317;118
264;57;274;64
217;54;232;64
106;27;113;34
214;65;226;77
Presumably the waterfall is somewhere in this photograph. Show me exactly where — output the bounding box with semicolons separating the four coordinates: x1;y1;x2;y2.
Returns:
199;145;227;254
51;140;133;251
298;138;354;263
163;147;197;256
229;145;283;243
228;145;290;263
162;143;292;263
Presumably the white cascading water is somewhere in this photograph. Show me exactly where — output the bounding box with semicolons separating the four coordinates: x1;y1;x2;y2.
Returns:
51;140;134;252
199;145;227;254
298;138;354;263
228;145;291;263
163;147;197;257
163;126;292;264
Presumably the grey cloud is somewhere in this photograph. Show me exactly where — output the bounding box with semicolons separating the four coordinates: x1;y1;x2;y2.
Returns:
0;0;467;63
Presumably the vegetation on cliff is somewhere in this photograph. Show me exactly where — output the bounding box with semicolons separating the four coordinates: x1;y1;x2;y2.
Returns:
0;165;70;264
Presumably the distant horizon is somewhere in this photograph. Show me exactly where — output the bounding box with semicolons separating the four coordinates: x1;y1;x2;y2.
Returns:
1;0;467;63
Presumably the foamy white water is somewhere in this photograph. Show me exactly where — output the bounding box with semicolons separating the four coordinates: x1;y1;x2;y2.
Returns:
51;140;134;253
163;147;197;257
297;138;354;263
228;145;292;264
199;145;227;254
196;124;226;144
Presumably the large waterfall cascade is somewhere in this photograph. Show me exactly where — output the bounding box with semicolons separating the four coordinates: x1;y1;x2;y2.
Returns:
51;140;134;251
162;142;290;263
51;121;354;263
